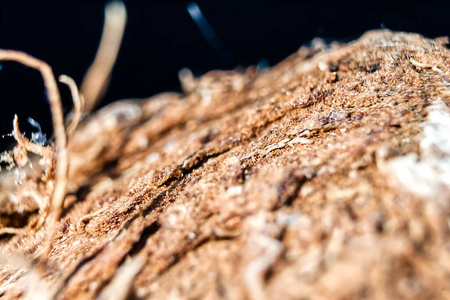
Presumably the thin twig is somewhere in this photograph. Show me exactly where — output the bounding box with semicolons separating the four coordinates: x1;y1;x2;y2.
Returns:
59;75;84;139
0;49;68;259
78;206;108;229
410;58;432;69
80;1;127;112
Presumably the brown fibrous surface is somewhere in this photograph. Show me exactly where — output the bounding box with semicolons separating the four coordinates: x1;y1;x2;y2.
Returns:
1;30;450;300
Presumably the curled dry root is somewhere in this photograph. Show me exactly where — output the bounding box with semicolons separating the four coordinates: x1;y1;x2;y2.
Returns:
0;50;83;258
59;75;85;140
0;0;127;262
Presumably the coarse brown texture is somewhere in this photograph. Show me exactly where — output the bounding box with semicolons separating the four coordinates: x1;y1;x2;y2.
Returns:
1;30;450;299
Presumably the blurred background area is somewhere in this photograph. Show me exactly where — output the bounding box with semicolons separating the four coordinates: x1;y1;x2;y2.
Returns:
0;0;449;150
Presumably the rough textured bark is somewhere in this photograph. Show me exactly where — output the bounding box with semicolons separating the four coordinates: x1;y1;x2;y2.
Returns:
1;30;450;299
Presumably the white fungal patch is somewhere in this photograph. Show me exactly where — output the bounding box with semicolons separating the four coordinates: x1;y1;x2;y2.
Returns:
145;152;160;163
164;141;175;153
227;185;243;196
200;88;213;105
383;99;450;199
420;100;450;157
137;136;149;150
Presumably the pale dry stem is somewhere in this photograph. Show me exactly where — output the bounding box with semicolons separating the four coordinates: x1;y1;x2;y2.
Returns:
0;50;68;259
80;1;127;112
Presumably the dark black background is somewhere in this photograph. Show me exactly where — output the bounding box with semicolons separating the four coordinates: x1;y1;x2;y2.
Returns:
0;0;449;150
